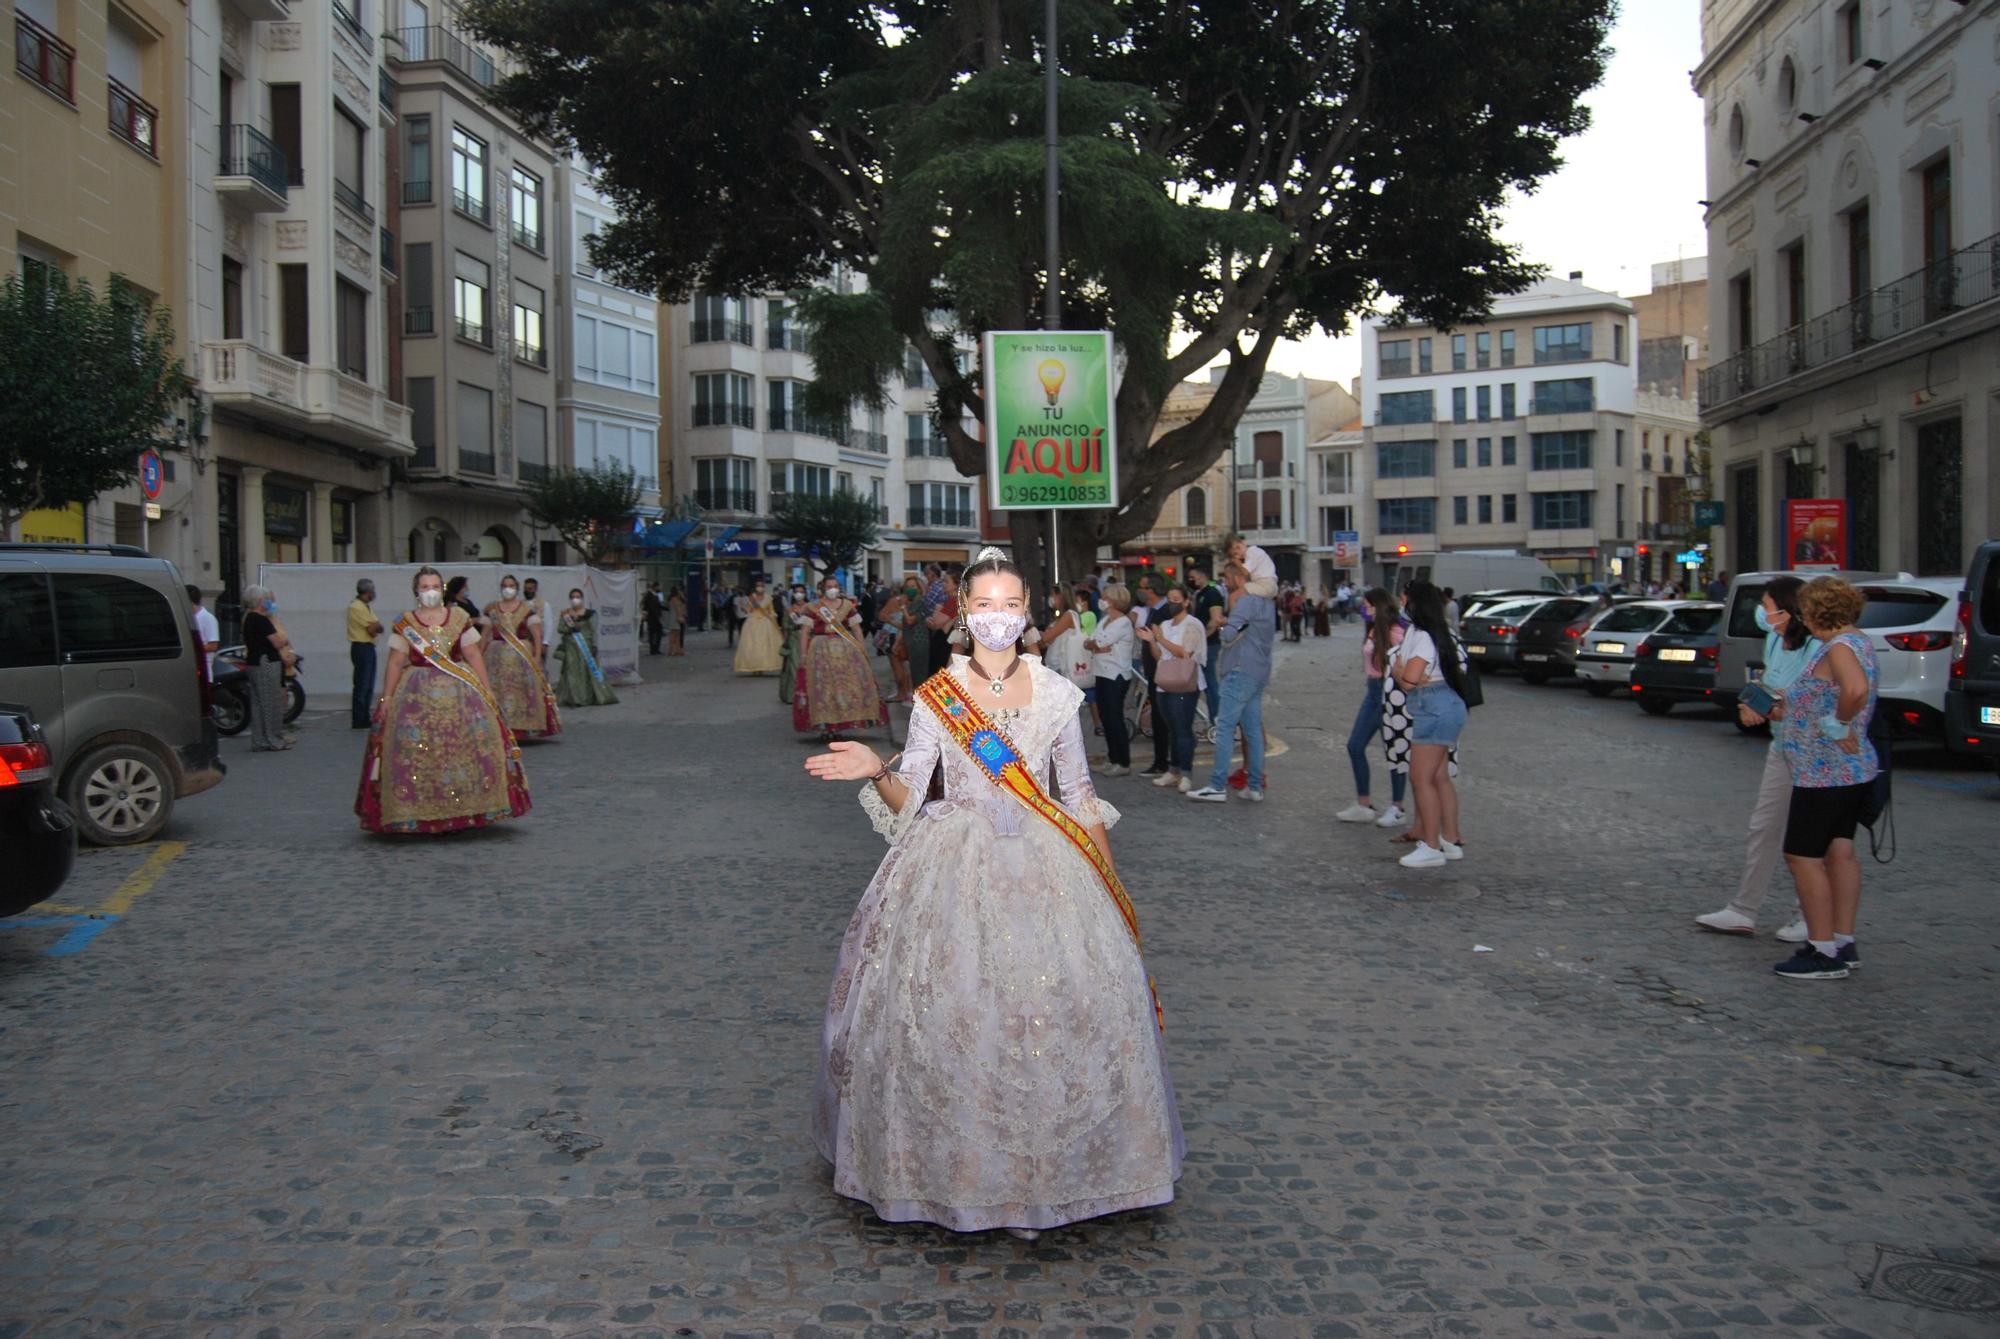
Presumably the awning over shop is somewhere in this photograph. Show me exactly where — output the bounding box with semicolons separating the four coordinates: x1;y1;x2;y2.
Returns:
634;519;697;549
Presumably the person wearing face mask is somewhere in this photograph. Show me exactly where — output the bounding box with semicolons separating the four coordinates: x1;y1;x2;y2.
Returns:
874;578;920;703
793;578;887;740
802;545;1183;1238
1695;576;1815;940
1136;585;1206;790
667;584;688;656
734;578;785;675
553;589;620;708
482;574;562;740
357;566;530;834
240;584;294;751
778;584;809;704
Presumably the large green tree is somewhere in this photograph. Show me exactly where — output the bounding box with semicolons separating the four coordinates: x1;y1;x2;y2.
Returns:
523;460;643;564
468;0;1613;580
0;269;192;535
770;488;883;579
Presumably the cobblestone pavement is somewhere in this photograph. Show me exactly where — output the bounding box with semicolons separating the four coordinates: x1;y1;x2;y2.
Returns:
3;627;1997;1339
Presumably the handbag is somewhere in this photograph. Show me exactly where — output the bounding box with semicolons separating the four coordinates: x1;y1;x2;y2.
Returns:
1045;626;1094;689
1451;636;1483;709
1156;651;1199;693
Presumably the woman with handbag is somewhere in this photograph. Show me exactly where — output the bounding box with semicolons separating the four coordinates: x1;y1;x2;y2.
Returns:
1137;586;1206;791
1389;581;1470;870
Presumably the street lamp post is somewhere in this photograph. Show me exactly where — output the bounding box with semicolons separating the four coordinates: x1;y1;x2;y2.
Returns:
1043;0;1062;589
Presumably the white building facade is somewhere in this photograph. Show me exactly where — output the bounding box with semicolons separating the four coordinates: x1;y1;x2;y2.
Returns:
1695;0;1997;577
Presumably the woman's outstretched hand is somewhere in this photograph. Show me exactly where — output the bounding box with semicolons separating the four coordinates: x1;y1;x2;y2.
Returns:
805;740;883;782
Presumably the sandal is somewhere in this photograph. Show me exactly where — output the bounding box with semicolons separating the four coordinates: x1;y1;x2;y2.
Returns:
1391;830;1418;844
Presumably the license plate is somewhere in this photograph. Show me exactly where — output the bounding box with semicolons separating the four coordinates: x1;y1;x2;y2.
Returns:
1522;653;1549;662
1659;648;1698;662
1594;641;1626;654
1982;707;2000;726
1467;644;1486;654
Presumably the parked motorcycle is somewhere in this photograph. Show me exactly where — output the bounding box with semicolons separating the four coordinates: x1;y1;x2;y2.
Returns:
211;646;307;737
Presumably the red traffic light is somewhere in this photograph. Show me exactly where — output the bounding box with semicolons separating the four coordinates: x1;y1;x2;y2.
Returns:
1396;544;1410;556
1164;566;1176;576
1637;544;1649;555
1139;555;1151;565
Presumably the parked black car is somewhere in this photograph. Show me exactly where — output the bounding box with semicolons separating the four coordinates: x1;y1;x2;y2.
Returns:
1459;597;1559;672
0;701;77;916
1514;597;1624;684
1628;603;1727;716
1947;539;2000;770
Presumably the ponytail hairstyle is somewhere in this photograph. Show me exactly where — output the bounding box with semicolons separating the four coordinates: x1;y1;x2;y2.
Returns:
1364;585;1396;672
1402;579;1469;700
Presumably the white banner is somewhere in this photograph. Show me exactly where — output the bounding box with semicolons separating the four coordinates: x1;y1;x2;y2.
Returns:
257;564;644;707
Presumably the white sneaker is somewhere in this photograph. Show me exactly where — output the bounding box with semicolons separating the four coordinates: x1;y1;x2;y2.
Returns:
1439;839;1463;861
1152;770;1181;788
1097;763;1130;777
1335;803;1379;823
1186;786;1229;802
1241;788;1264;802
1375;804;1407;828
1695;907;1757;936
1774;914;1809;943
1399;842;1448;869
1176;775;1191;793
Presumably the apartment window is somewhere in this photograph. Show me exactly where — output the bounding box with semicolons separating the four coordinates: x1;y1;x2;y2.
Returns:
769;379;812;432
909;482;974;528
768;301;808;352
516;401;548;481
1730;272;1753;352
1616;483;1627;535
1922;155;1952;267
1184;487;1207;526
1475;332;1491;369
407;377;436;466
1451;388;1467;423
577;417;654;487
1614;428;1624;467
333;106;369;221
1837;1;1862;65
693;372;754;428
221;257;243;340
1475;385;1491;422
278;263;308;361
1376;441;1436;480
1501;436;1517;467
575;313;655;390
1533;323;1591;363
1319;451;1352;493
403;115;431;204
1498;329;1516;367
1452;439;1468;470
453;254;490;344
105;14;156;156
1531;431;1593;471
1377;498;1436;536
1500;383;1516;420
1502;493;1518;524
335;278;366;377
691;293;751;344
456;382;494;474
771;461;833;503
1532;490;1592;530
450;126;488;223
1613;321;1626;362
1378;339;1411;378
1476;437;1492;468
510;166;543;250
403;242;434;334
1781;242;1806;328
1378;390;1434;425
1453;496;1468;527
905;412;945;456
1531;378;1594;415
695;457;757;511
1478;495;1493;524
1417;337;1433;374
1846;203;1872;300
1451;333;1466;370
14;0;74;103
512;282;545;366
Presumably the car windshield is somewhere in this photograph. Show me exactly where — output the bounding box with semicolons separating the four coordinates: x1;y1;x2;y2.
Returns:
1593;606;1668;633
1852;587;1948;629
1661;607;1722;635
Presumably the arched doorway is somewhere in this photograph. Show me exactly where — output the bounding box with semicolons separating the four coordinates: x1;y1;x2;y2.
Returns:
473;524;520;563
408;518;461;563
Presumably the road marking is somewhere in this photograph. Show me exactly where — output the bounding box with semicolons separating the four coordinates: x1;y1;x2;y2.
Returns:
0;840;187;958
98;841;186;916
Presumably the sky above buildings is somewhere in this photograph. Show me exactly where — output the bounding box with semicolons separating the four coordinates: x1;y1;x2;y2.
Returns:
1248;1;1708;387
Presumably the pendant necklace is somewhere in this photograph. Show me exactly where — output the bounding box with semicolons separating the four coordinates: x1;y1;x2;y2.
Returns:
968;654;1021;698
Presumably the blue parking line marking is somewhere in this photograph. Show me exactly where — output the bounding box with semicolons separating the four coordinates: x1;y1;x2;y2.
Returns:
0;913;121;956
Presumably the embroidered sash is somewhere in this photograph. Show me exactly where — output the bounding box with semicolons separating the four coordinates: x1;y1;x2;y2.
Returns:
916;669;1164;1031
816;601;869;656
394;612;521;760
489;605;560;724
566;620;607;683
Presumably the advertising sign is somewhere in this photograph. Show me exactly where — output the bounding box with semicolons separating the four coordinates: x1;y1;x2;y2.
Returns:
1692;499;1726;528
763;539;802;557
1331;530;1360;565
983;330;1117;511
1785;498;1848;573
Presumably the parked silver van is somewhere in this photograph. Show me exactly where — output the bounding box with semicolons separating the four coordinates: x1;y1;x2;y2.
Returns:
0;544;225;844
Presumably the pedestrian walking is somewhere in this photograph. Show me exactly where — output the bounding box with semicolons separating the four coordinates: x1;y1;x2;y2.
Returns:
1771;577;1881;981
1335;587;1408;827
925;568;960;675
554;590;620;707
734;579;785;675
1139;585;1206;790
1132;577;1174;778
1705;570;1731;603
667;584;688;656
357;566;530;834
1390;581;1470;868
1086;582;1138;776
1696;575;1813;940
1312;590;1331;638
793;577;888;740
522;578;551;675
876;579;919;702
802;546;1182;1237
1188;566;1225;726
483;574;562;740
642;581;666;655
344;578;383;729
240;585;292;752
1187;563;1274;803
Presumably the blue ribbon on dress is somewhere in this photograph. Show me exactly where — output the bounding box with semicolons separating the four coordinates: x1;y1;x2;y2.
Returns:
570;630;606;683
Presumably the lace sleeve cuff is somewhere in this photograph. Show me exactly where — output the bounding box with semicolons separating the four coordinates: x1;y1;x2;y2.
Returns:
859;780;922;844
1066;796;1121;831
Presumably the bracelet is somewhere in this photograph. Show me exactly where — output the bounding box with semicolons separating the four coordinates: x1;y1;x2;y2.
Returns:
868;763;892;783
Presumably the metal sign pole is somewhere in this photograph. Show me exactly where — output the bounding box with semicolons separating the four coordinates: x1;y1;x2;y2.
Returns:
1044;0;1061;591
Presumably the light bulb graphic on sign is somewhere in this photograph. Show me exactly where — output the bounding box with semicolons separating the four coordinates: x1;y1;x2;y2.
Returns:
1037;358;1067;407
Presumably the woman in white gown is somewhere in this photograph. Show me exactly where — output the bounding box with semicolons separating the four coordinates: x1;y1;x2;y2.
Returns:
804;547;1183;1238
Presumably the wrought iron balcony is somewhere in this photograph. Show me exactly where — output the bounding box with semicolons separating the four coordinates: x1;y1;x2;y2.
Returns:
404;306;434;335
108;77;158;157
403;178;433;205
16;13;75;104
694;488;757;513
768;324;809;352
907;506;975;530
690;317;754;345
1701;231;2000;414
380;227;396;275
452;186;488;224
906;434;950;458
693;403;756;429
391;25;495;88
458;450;496;476
215;123;288;210
333;177;374;225
456;317;492;347
332;0;371;51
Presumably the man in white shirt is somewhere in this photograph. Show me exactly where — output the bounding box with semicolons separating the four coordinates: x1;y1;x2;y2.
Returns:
186;584;220;678
1224;533;1279;600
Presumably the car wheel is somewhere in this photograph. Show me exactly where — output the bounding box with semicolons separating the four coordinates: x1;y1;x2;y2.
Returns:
284;679;307;724
212;686;249;736
65;742;175;846
1584;682;1614;698
1521;669;1552;686
1638;696;1674;717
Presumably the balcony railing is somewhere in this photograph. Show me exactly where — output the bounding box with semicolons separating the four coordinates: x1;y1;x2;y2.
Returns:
1528;396;1594;416
1234;462;1297;479
691;317;754;345
332;0;372;51
693;403;755;429
403;178;433;206
514;340;545;367
380;227;396;275
216;122;289;200
848;429;889;454
512;222;542;252
404;306;434;335
456;317;492;347
333;177;374;225
391;25;496;88
1702;231;2000;413
1378;358;1412;378
769;406;849;441
108;77;158;157
410;442;437;469
15;12;75;104
452;186;488;224
518;460;551;484
458;450;496;475
200;340;414;453
907;507;975;529
768;325;809;352
906;434;950;458
694;488;757;513
378;65;396;109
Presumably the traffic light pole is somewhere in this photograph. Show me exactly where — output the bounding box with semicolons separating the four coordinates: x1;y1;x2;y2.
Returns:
1044;0;1062;589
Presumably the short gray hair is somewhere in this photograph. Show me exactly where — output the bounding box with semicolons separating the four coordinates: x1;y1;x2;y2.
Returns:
1101;582;1133;612
243;584;271;608
356;578;375;595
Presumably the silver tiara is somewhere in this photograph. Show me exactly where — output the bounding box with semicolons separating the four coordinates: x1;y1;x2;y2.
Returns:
974;545;1010;565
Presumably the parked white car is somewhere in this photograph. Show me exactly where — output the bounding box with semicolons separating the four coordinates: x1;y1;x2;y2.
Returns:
1573;601;1705;697
1852;576;1961;738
